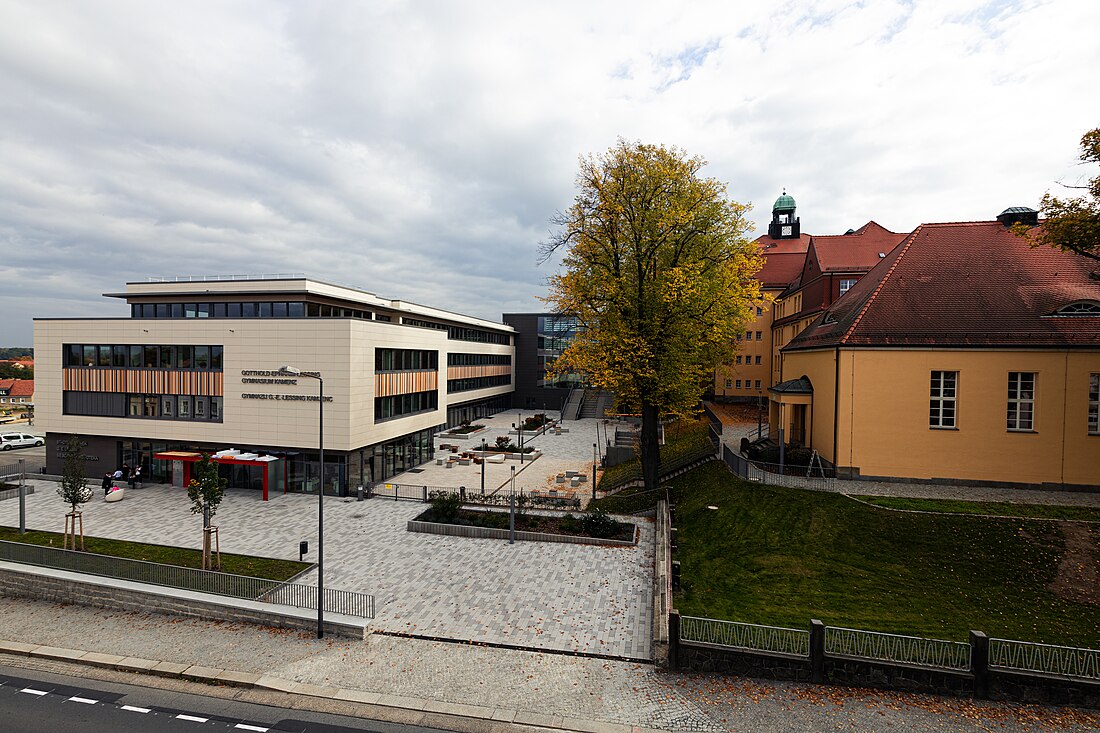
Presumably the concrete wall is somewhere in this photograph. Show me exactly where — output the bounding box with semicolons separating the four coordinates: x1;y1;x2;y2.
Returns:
0;561;367;639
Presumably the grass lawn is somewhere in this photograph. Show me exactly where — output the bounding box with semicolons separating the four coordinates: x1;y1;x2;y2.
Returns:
673;463;1100;648
0;525;311;581
856;496;1100;523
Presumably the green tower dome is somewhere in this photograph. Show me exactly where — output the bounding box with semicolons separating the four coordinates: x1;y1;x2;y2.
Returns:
773;191;796;211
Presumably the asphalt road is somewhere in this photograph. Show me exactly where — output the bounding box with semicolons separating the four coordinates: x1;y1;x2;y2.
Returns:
0;424;46;473
0;664;444;733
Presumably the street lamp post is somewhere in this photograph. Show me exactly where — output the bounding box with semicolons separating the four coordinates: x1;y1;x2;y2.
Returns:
509;465;516;544
592;442;597;502
279;365;325;639
516;412;524;464
480;438;487;495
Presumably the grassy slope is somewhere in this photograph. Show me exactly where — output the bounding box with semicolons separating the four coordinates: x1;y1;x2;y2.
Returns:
673;463;1099;647
0;526;310;581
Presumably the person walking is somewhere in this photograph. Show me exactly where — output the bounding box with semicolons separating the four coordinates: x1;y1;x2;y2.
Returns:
101;472;113;497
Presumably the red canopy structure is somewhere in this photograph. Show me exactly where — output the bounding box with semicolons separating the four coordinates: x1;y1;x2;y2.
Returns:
153;450;283;501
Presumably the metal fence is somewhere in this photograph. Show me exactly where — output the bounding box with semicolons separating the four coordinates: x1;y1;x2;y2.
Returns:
0;462;23;481
722;445;837;492
369;482;444;502
990;638;1100;681
680;616;810;657
373;483;581;511
0;539;374;618
825;626;971;671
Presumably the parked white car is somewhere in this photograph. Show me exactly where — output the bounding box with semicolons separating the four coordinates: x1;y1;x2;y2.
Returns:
0;433;43;450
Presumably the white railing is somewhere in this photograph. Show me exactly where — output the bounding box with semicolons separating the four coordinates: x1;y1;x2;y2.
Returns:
990;638;1100;681
680;616;810;657
826;626;970;671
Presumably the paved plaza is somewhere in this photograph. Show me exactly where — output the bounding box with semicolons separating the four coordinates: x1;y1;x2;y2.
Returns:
0;415;653;661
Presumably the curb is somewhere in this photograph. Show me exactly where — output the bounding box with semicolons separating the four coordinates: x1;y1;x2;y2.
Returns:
0;638;666;733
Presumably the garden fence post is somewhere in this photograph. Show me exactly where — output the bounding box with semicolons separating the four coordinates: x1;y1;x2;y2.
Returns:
810;619;825;683
422;485;428;502
18;458;26;534
970;630;989;699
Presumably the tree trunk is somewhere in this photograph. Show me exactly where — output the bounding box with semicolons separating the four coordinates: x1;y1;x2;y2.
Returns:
640;401;660;491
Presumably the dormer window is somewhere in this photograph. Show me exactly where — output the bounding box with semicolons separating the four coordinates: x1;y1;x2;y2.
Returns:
1053;301;1100;316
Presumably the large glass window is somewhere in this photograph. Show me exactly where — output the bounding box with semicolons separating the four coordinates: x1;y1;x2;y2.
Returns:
1089;374;1099;436
839;278;858;296
930;371;957;429
1007;372;1036;431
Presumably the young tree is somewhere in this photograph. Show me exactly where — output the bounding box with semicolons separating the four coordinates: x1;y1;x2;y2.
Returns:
541;140;763;491
186;453;227;570
1028;127;1100;261
57;435;91;550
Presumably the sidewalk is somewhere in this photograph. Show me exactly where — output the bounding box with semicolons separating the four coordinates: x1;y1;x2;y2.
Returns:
0;595;1096;732
719;421;1100;507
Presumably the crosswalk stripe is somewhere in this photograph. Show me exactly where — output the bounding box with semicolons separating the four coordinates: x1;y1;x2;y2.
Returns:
177;714;209;722
234;725;270;732
68;696;98;704
20;688;48;696
121;705;151;713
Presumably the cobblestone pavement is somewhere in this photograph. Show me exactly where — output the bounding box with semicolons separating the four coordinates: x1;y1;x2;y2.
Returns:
0;475;654;661
719;422;1100;507
0;596;1096;732
391;414;621;505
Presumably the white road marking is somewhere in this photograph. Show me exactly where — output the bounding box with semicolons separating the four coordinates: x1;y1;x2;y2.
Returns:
235;725;270;732
121;705;151;713
177;714;209;722
68;696;99;704
19;688;48;696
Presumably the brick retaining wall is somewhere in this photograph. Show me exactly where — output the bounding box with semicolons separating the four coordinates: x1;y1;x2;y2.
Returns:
407;520;638;547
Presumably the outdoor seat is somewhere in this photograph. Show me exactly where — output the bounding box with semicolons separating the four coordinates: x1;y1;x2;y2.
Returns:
105;488;125;503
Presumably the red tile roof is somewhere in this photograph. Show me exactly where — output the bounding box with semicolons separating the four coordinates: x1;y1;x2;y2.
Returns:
9;380;33;397
785;220;1100;350
809;221;908;273
757;252;810;289
754;232;812;255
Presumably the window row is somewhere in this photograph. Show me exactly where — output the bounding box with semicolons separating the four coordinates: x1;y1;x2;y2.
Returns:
130;301;373;320
447;353;512;367
724;379;762;390
737;331;764;341
931;371;1099;434
735;355;763;365
63;391;223;422
447;326;511;345
376;349;438;372
403;318;447;331
448;375;512;393
375;390;438;421
65;344;223;370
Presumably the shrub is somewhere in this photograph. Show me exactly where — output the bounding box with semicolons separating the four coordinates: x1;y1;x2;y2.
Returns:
428;490;462;523
580;507;619;538
495;435;513;451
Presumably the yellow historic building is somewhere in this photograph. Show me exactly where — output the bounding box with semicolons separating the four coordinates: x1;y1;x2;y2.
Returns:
774;209;1100;490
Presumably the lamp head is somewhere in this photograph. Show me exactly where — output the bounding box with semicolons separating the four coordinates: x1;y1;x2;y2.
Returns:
278;365;301;376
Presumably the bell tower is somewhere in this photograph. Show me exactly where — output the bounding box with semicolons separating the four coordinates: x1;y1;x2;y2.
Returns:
768;190;800;239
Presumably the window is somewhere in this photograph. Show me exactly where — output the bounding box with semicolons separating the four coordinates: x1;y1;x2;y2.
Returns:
735;380;742;389
177;396;192;418
161;396;175;417
1054;302;1100;315
755;380;761;390
756;331;763;340
735;356;742;365
1089;374;1099;435
1007;372;1036;431
929;371;957;428
839;278;858;296
756;306;763;316
755;355;762;365
724;379;732;388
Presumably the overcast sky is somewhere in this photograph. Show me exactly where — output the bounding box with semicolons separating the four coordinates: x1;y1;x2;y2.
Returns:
2;0;1098;346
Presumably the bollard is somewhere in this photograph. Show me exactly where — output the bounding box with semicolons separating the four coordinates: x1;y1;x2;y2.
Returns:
356;485;364;501
460;486;466;501
299;541;308;561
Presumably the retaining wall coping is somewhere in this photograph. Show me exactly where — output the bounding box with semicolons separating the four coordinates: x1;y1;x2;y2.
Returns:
0;560;369;639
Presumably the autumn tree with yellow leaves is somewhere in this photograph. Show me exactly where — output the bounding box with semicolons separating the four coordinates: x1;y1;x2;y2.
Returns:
540;140;763;491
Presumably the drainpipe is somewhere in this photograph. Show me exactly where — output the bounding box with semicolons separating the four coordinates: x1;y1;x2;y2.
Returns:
833;347;840;475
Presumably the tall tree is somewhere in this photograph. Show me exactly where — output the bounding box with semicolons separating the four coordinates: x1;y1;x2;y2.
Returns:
1029;126;1100;261
541;140;763;491
57;435;91;550
187;453;227;570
